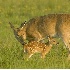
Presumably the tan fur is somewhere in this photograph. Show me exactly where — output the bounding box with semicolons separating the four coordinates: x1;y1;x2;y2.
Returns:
24;37;58;59
17;14;57;41
17;14;70;59
56;14;70;49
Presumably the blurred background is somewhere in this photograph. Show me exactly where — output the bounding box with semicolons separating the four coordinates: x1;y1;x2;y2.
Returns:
0;0;70;69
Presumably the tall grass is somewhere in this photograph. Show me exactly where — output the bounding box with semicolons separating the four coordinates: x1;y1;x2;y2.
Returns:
0;0;70;69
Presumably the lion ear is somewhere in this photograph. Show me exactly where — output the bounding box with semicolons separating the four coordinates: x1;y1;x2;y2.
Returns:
15;28;19;32
24;21;26;25
20;21;26;28
23;23;26;25
21;27;23;30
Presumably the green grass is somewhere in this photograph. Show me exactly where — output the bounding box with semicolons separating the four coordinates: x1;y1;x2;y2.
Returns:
0;0;70;69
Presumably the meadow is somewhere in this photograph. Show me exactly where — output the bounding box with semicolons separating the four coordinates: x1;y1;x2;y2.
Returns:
0;0;70;69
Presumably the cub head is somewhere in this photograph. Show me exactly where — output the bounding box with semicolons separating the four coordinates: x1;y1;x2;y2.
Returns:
47;35;59;45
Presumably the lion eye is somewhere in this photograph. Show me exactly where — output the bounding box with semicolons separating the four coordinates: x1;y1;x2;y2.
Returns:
53;41;55;42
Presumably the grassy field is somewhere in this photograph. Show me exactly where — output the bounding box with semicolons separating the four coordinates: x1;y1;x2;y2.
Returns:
0;0;70;69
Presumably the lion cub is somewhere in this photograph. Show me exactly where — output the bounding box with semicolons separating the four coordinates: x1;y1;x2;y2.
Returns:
23;36;59;60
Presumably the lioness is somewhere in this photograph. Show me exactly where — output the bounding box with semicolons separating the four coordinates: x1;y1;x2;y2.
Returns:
18;14;57;41
17;14;70;59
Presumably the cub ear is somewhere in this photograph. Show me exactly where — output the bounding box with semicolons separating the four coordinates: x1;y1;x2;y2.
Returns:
47;35;50;38
47;35;51;41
